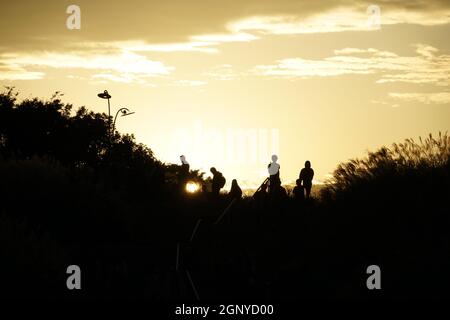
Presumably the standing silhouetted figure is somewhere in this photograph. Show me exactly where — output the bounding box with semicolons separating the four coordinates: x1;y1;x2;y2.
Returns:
178;155;190;187
228;179;242;200
268;154;281;193
210;167;226;196
299;160;314;198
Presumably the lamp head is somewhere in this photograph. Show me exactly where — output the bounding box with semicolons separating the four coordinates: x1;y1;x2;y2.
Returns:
97;90;111;99
120;108;135;117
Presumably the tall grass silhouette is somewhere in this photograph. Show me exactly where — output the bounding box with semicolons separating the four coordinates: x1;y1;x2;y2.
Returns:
323;132;450;201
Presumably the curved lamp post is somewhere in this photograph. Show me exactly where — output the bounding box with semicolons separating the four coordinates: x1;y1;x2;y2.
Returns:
97;90;135;139
113;107;135;133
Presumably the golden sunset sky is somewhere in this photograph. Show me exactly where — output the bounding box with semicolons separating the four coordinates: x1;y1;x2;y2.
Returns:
1;0;449;188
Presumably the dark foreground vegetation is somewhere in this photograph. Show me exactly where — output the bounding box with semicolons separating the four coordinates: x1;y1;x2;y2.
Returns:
0;88;449;300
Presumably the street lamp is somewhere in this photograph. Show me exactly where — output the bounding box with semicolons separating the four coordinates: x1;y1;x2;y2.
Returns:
97;90;112;135
97;90;111;117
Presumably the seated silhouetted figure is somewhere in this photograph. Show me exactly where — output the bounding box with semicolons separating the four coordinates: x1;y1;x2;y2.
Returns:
228;179;242;200
299;160;314;198
293;179;305;201
210;167;226;196
267;154;281;193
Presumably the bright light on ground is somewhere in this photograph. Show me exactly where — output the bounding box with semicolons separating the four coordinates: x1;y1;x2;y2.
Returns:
185;181;200;193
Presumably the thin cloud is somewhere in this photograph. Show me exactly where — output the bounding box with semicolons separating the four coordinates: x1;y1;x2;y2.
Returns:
252;44;450;87
105;32;258;54
0;50;174;84
0;51;173;75
389;92;450;104
190;33;259;43
116;41;219;54
228;6;450;35
61;31;258;57
203;64;239;81
171;80;207;87
92;73;150;85
0;68;44;81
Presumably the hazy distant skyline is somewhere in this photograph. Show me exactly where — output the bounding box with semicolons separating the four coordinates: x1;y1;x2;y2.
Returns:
1;0;449;187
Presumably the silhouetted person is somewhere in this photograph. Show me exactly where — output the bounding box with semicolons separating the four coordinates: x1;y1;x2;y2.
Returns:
228;179;242;200
210;167;226;196
299;160;314;198
293;179;305;201
268;154;281;193
178;155;190;187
